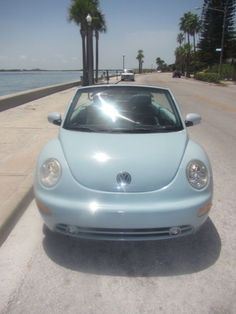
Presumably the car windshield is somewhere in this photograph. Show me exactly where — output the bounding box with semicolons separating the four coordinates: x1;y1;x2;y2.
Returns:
64;86;183;133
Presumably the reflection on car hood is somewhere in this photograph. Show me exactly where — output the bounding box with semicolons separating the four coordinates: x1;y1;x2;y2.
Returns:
60;129;187;192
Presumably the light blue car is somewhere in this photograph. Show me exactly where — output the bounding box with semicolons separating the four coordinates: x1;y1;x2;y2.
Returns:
34;85;213;240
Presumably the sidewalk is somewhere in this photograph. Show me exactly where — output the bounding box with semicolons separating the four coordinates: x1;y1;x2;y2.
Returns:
0;87;77;243
0;77;121;244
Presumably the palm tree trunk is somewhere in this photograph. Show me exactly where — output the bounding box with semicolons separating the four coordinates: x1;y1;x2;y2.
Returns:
95;30;99;83
80;29;87;86
186;33;191;78
86;26;94;85
91;30;94;84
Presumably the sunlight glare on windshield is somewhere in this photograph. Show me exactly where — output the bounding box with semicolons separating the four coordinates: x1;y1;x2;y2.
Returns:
96;92;135;123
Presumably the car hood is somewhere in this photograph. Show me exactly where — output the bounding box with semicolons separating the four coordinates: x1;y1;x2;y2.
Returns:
60;130;187;192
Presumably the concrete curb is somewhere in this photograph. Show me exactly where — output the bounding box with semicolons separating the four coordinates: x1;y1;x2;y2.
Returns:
0;174;34;246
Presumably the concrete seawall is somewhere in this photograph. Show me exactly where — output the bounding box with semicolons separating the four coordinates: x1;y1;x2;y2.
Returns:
0;80;81;112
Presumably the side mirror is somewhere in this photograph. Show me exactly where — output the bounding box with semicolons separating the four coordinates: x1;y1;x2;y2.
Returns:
185;113;201;127
48;112;62;126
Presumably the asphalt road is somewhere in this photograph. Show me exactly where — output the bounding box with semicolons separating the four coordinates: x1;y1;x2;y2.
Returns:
1;73;236;314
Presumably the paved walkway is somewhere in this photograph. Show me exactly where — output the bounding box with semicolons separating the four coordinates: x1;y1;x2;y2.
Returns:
0;87;77;242
0;76;121;243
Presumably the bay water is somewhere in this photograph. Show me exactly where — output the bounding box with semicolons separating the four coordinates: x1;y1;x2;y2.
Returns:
0;70;119;97
0;71;82;97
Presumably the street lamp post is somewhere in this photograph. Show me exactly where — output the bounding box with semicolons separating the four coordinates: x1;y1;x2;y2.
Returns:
123;55;125;71
86;14;94;85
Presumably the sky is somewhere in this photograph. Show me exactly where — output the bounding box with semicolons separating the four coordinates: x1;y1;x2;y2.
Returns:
0;0;204;70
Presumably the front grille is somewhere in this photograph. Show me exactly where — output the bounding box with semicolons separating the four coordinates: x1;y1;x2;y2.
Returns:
55;224;193;240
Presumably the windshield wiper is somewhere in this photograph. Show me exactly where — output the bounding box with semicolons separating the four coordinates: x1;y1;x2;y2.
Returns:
65;125;98;132
128;125;182;132
64;125;182;133
65;125;125;133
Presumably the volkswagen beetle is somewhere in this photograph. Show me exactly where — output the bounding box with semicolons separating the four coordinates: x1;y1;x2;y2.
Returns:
34;85;213;240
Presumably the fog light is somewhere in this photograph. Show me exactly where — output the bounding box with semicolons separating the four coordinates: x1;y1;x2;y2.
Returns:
198;203;212;217
169;226;181;236
66;225;77;234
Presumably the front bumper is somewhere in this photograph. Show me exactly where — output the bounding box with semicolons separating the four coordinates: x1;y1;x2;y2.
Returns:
35;191;212;240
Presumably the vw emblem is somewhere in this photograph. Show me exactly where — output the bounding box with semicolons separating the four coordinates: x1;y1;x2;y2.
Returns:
116;171;132;186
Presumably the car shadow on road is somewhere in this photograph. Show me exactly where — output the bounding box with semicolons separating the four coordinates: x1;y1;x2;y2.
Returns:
43;218;221;277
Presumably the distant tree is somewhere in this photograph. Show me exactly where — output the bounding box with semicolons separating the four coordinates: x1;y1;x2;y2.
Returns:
179;11;195;76
156;57;166;71
179;12;193;47
189;14;201;53
136;50;144;73
177;32;185;46
198;0;236;65
228;30;236;61
175;43;191;74
178;11;202;75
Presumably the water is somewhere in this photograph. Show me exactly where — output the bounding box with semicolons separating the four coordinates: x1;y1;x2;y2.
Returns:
0;70;120;97
0;71;82;97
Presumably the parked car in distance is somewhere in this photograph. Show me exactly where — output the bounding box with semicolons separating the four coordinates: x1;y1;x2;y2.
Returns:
121;69;135;81
172;70;181;78
34;84;213;241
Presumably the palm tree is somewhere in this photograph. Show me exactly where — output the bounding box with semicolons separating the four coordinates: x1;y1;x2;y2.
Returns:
92;9;106;82
179;11;194;77
136;50;144;73
177;32;185;47
175;43;190;74
156;57;165;71
179;12;193;46
69;0;94;85
68;0;106;85
189;14;201;53
183;12;201;52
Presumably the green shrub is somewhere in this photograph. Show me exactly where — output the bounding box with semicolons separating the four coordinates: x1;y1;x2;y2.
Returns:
194;72;220;83
207;64;235;80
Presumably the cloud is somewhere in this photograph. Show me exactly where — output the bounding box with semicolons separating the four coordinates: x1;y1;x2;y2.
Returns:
19;55;27;60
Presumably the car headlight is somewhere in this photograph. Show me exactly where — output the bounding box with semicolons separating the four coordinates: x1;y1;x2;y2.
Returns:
39;158;61;188
186;160;208;190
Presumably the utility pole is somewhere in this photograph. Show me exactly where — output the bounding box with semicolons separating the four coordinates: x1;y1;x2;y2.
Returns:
219;1;228;76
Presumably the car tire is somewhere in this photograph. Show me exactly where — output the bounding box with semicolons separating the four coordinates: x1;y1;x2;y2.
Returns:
42;224;53;236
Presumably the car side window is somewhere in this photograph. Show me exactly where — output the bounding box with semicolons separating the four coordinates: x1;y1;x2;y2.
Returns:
151;93;177;126
69;93;93;125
